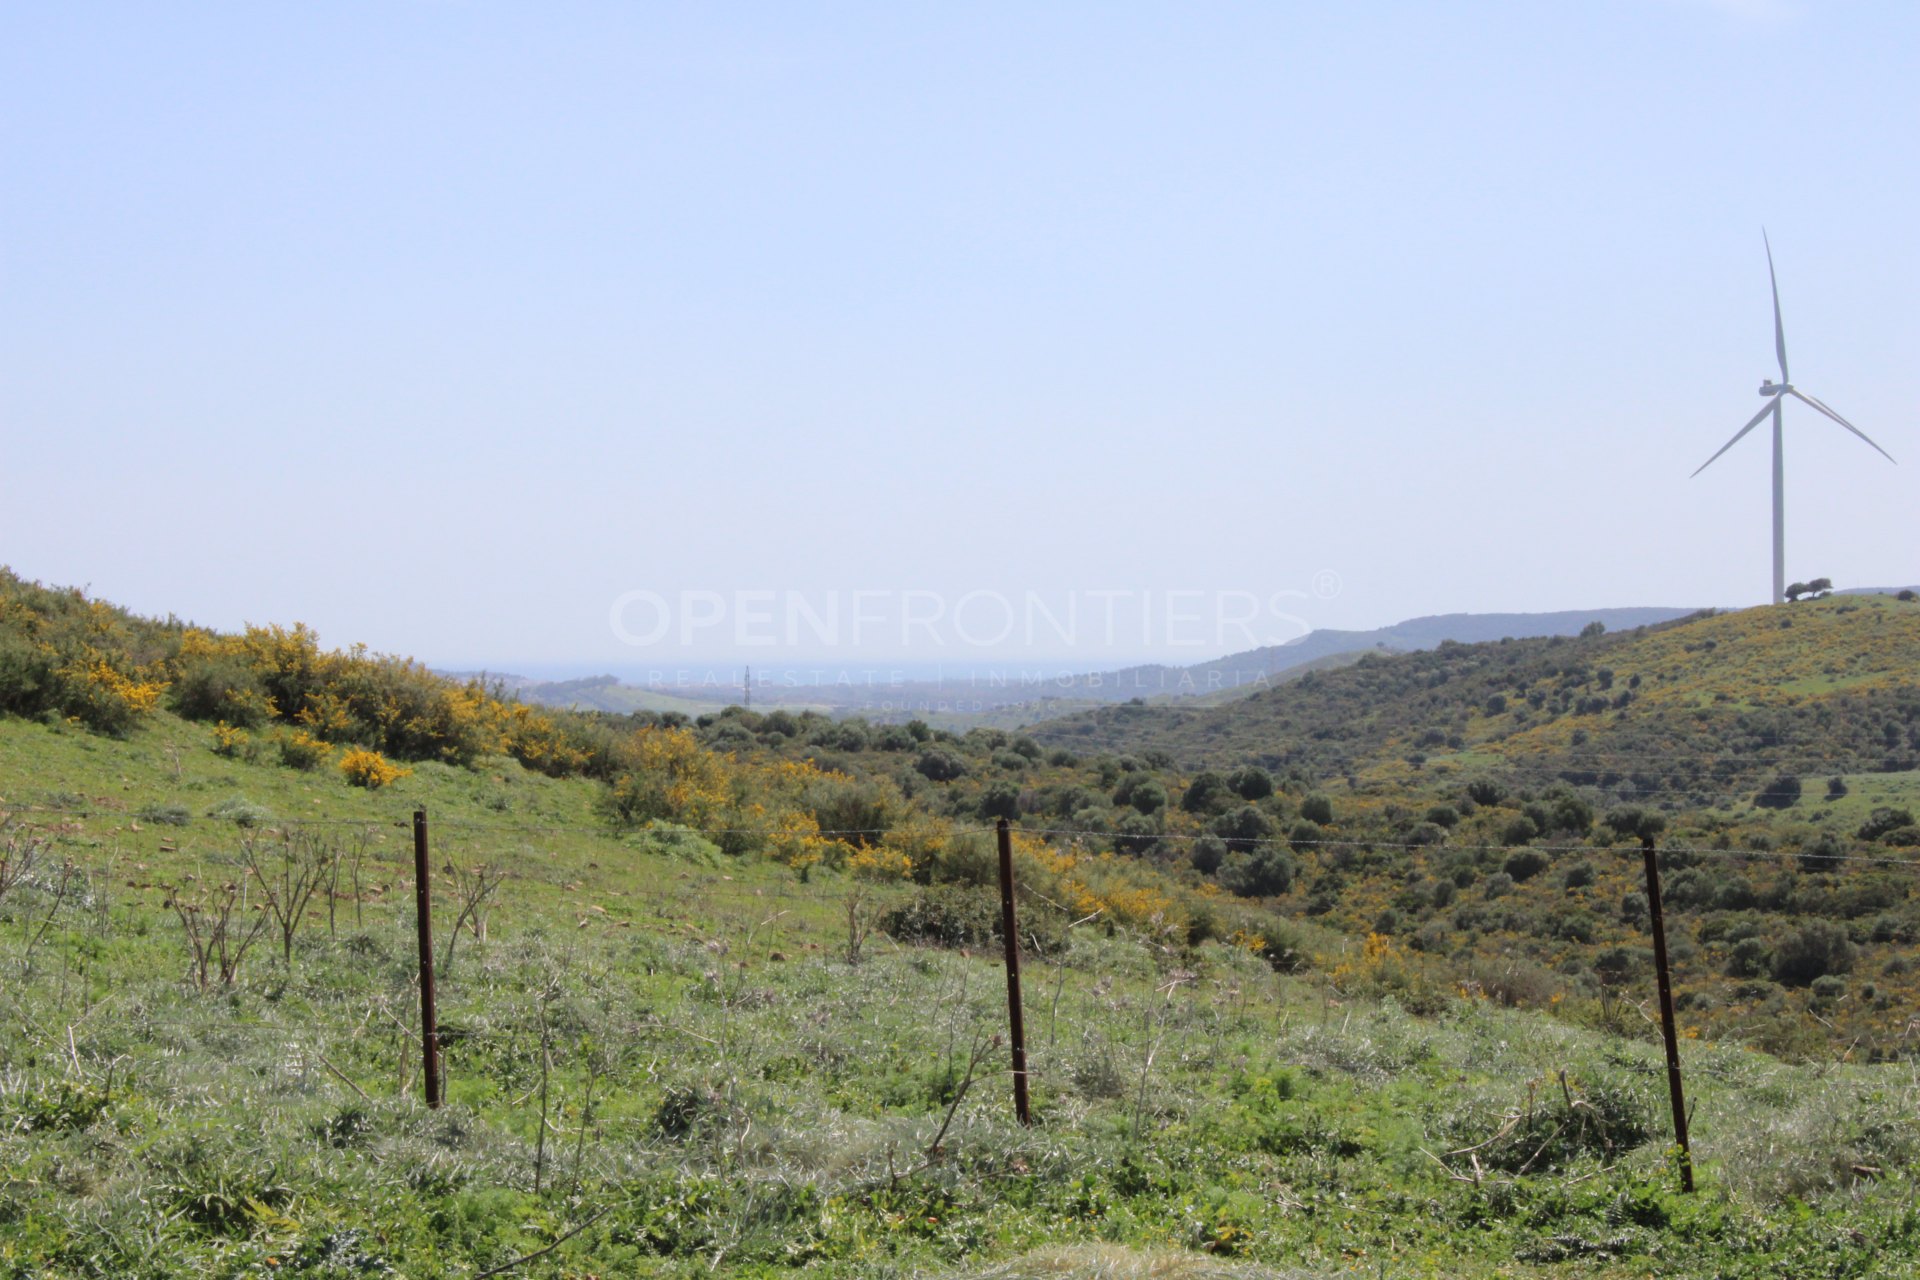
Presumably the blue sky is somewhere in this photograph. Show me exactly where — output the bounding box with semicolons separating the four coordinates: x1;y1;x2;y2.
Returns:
3;2;1915;671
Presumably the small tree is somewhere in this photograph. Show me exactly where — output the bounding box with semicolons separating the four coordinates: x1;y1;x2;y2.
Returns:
441;859;504;978
243;830;338;967
1190;834;1228;875
1227;765;1274;802
976;782;1021;822
1770;921;1854;987
1798;831;1846;872
914;749;967;783
1113;811;1162;857
1503;849;1550;882
1210;804;1275;852
1603;806;1666;843
1112;772;1167;814
0;822;43;904
168;882;269;990
1754;774;1803;810
1858;807;1916;842
1180;771;1234;815
1217;847;1294;898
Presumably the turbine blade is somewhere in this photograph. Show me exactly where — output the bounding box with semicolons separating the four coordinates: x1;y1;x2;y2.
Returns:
1765;229;1789;384
1787;388;1898;464
1691;399;1777;477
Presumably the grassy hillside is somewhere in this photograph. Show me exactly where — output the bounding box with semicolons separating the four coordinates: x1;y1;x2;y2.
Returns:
1035;596;1920;799
1079;607;1704;710
3;711;1919;1278
6;572;1920;1053
4;573;1920;1275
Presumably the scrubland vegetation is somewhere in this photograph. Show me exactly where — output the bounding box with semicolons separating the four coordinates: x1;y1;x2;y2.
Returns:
2;568;1919;1277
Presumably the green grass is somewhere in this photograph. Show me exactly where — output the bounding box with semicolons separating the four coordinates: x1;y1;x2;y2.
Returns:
3;714;1920;1277
1800;770;1920;828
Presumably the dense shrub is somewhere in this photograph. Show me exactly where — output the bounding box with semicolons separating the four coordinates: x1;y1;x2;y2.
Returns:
339;749;409;790
881;884;1063;954
1227;765;1274;801
1190;834;1229;875
1181;771;1235;815
1545;792;1594;835
1465;779;1507;806
1113;811;1163;856
1111;772;1167;814
976;782;1021;822
1210;805;1276;852
1444;1071;1653;1173
1502;849;1549;882
1857;807;1915;842
1727;936;1770;978
1771;920;1856;987
1501;815;1539;846
914;749;967;782
803;773;899;844
278;729;333;771
170;656;274;728
1217;848;1294;898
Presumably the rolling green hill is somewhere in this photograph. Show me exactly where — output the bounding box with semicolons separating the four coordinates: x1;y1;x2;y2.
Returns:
1034;596;1920;805
4;570;1920;1276
4;665;1920;1278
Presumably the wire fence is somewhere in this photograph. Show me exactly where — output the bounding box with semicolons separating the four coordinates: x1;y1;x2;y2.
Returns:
8;784;1920;1225
8;793;1920;867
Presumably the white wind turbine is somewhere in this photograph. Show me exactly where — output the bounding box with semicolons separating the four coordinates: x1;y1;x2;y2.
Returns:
1691;232;1897;604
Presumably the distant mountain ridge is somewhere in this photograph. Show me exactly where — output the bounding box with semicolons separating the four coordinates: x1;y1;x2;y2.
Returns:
1071;607;1704;701
465;605;1710;722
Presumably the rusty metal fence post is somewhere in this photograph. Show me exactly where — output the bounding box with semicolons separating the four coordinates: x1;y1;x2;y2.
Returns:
413;808;443;1109
995;817;1033;1125
1640;831;1693;1191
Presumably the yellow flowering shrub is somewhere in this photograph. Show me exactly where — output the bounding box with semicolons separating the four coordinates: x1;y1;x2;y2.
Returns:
1010;829;1078;878
53;651;167;735
278;728;334;771
1329;931;1451;1013
765;809;849;873
607;728;732;828
872;812;957;881
340;748;409;789
848;844;915;880
496;701;590;776
296;691;358;740
211;722;249;758
1062;851;1181;934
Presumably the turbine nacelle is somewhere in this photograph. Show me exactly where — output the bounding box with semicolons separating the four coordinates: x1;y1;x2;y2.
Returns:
1758;379;1787;397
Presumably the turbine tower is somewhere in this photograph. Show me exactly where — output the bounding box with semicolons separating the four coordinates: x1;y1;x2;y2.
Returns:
1692;232;1896;604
